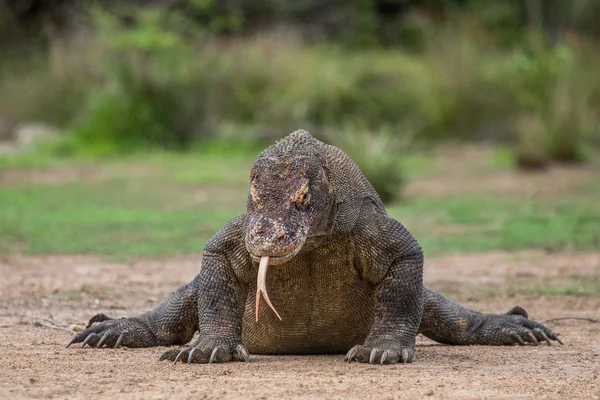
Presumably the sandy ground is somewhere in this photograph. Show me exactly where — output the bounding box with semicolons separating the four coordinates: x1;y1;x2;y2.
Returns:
1;251;599;400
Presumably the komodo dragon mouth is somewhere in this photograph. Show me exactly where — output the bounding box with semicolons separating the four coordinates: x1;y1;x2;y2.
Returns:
255;256;280;322
250;244;305;322
247;226;309;322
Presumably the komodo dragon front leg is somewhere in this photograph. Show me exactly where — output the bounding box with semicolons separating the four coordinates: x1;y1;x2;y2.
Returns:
67;251;248;363
345;201;424;364
158;215;253;364
67;215;253;362
158;250;250;364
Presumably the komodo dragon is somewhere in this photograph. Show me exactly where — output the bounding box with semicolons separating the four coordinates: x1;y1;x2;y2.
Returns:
67;130;562;365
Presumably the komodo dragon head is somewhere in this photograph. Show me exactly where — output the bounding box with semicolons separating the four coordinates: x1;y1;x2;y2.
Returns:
244;130;336;321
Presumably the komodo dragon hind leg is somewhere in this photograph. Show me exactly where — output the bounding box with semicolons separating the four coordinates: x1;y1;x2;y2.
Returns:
419;288;563;346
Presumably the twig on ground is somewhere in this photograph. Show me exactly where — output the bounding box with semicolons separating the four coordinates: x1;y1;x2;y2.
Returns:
541;317;599;324
0;320;73;332
32;319;74;333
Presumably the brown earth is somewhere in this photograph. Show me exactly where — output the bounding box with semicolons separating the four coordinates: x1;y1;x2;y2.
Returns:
1;251;599;400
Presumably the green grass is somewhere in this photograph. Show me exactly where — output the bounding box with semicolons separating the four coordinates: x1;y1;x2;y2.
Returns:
1;150;599;258
0;150;256;257
389;194;600;255
0;180;241;256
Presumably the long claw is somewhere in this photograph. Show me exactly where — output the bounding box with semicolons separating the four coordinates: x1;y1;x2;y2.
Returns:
173;350;186;365
188;348;197;364
535;329;552;346
114;331;127;349
401;349;409;364
527;332;539;345
556;336;564;345
380;351;389;365
209;347;220;364
66;335;78;348
369;348;379;365
159;349;179;361
96;333;109;348
346;347;358;363
512;332;525;345
236;345;249;362
82;333;96;348
255;256;282;322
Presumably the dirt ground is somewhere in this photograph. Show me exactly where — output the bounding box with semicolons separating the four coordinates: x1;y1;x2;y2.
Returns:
0;251;598;400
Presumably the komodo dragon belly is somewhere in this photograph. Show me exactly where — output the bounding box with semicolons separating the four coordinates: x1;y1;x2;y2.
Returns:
241;240;375;354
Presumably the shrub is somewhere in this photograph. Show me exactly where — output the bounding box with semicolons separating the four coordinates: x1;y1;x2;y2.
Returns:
513;115;550;170
65;8;221;154
1;6;599;164
0;43;91;129
484;44;599;168
326;126;412;203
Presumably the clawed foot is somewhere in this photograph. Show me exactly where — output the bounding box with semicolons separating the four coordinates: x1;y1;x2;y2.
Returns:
160;343;249;364
479;306;563;346
66;313;154;349
499;321;562;346
345;344;413;365
67;329;129;349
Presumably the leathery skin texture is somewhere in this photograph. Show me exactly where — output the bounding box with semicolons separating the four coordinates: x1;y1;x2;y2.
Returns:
67;130;562;365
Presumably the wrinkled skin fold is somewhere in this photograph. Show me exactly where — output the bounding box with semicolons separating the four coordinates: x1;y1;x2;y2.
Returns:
67;130;563;365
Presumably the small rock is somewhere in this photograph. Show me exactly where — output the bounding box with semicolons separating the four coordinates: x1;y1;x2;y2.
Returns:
425;389;434;396
69;324;85;332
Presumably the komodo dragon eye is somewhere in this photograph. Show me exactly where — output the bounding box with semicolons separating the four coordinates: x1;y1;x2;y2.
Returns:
296;192;311;210
292;181;311;210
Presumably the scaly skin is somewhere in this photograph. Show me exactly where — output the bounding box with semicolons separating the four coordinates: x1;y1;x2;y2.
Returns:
67;130;562;364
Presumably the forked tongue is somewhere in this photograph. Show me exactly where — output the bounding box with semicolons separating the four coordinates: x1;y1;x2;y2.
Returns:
255;256;282;322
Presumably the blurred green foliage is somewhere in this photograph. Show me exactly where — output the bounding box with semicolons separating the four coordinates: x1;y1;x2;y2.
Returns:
326;126;412;203
1;1;600;203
